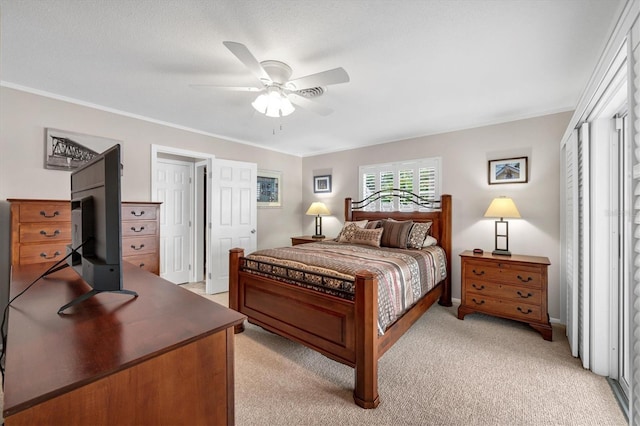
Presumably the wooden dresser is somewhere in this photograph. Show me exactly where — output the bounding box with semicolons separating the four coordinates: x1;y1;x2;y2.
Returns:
9;199;161;275
457;250;552;341
4;262;245;425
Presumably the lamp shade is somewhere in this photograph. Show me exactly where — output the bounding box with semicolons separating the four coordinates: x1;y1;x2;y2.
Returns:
306;202;331;216
484;197;521;219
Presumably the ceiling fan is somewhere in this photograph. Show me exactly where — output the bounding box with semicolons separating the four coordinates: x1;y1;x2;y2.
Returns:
191;41;350;118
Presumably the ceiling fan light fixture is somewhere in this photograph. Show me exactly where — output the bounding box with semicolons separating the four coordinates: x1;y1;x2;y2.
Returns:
252;86;295;118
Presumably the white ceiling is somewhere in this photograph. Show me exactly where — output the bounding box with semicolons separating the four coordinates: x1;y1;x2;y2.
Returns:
0;0;624;157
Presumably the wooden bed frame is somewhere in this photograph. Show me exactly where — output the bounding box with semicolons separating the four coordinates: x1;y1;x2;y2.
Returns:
229;193;452;408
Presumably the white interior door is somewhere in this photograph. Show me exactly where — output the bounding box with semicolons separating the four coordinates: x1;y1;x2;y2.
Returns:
209;159;257;294
156;158;193;284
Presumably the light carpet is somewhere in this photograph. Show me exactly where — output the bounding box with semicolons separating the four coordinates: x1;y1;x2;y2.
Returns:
181;282;626;426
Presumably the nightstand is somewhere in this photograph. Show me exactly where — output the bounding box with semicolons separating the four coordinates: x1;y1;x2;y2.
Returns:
457;250;552;341
291;235;325;246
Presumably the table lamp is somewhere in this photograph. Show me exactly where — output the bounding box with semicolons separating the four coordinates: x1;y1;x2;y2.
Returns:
484;196;521;256
306;202;331;238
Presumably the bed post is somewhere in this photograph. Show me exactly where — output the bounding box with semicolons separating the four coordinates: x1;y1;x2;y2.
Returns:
353;270;380;409
229;248;245;333
345;198;353;221
438;194;453;307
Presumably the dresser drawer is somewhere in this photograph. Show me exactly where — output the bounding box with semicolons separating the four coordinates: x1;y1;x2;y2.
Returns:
17;203;71;223
122;236;158;257
465;295;542;322
19;243;69;265
19;223;72;243
464;279;542;305
464;260;542;288
124;253;159;275
122;205;157;221
122;221;158;237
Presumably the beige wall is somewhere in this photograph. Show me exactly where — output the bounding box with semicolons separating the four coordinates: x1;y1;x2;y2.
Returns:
302;112;571;320
0;86;569;320
0;87;304;301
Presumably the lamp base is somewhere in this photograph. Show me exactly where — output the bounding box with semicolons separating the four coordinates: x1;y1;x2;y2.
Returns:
492;249;512;256
312;234;325;239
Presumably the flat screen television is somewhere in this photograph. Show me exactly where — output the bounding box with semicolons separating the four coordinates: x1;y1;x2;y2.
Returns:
57;144;137;313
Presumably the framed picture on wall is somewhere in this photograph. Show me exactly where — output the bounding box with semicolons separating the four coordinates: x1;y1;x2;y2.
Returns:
313;175;332;193
44;128;122;171
488;157;528;185
257;170;282;207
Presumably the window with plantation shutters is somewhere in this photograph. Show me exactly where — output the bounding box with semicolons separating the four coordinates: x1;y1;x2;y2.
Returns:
358;158;441;211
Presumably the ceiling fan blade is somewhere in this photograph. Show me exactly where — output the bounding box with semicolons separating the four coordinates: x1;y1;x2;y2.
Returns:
288;93;333;116
189;84;262;92
223;41;272;84
286;67;350;90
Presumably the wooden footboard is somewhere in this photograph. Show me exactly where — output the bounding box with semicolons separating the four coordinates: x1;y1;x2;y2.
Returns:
229;248;444;409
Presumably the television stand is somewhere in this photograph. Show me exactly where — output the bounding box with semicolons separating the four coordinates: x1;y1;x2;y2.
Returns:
57;288;138;314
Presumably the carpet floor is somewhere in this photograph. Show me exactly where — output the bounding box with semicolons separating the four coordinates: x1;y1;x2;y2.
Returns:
181;282;626;426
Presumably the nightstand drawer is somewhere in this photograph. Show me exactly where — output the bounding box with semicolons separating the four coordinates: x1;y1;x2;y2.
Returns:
466;296;542;322
464;260;542;288
465;280;542;304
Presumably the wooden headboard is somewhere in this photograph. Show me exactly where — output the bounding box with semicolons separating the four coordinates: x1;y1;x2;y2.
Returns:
344;192;452;305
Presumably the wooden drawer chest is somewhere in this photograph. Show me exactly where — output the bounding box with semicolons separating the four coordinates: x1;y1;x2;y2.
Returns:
121;203;161;275
9;199;161;275
457;250;552;340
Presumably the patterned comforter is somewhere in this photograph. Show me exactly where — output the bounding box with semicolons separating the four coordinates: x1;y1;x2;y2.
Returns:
244;241;447;334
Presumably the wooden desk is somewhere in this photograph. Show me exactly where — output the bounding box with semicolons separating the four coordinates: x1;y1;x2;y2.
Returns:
3;262;245;425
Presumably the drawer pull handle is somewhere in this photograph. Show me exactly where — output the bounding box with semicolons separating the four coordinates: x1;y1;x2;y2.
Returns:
40;229;60;237
472;284;485;290
517;291;533;299
517;275;533;283
472;269;485;276
131;244;145;251
40;210;59;218
517;307;533;315
131;226;145;233
131;210;145;217
40;251;61;259
139;263;145;268
471;298;485;305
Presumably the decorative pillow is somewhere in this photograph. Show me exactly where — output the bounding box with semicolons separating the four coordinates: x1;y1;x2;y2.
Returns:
338;223;360;242
335;220;368;241
349;227;383;247
422;235;438;247
365;220;381;229
407;222;432;249
380;219;414;249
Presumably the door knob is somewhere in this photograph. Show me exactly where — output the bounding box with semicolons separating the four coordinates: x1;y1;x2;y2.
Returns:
251;229;256;234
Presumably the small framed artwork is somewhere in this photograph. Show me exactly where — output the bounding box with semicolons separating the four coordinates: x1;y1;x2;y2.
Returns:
314;175;332;193
257;170;282;207
45;128;121;170
488;157;528;185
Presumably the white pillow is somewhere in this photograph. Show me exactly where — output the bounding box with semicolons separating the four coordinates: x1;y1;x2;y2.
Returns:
422;235;438;247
